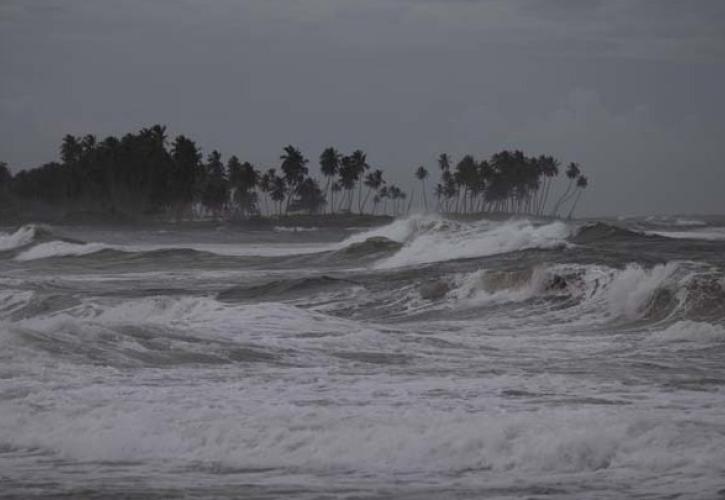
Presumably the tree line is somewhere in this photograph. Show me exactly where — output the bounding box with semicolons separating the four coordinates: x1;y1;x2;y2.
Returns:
0;124;589;221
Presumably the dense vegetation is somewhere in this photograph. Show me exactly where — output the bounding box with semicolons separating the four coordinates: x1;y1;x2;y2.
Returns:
0;125;588;222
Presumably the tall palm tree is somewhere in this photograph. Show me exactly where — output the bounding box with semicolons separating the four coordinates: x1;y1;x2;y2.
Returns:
330;182;342;213
228;157;259;216
280;145;308;214
338;155;357;213
378;186;389;215
319;147;340;213
415;165;429;211
536;155;560;215
258;168;276;216
270;175;287;216
350;150;370;214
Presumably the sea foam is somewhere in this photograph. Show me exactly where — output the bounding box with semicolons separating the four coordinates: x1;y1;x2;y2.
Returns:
339;215;571;269
0;225;38;251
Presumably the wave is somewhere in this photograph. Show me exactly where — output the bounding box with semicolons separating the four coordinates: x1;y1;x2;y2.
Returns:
333;236;402;258
273;226;319;232
218;275;357;302
335;215;571;269
570;222;654;244
422;261;724;324
14;240;109;261
644;215;708;227
0;225;38;251
13;240;334;262
2;393;723;483
645;228;725;241
0;224;64;251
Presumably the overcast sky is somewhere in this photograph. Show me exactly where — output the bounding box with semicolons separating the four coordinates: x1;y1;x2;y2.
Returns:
2;0;724;216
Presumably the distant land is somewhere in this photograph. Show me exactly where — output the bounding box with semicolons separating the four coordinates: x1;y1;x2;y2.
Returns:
0;125;589;226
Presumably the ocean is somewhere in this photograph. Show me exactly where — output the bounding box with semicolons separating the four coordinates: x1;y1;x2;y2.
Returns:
1;215;724;499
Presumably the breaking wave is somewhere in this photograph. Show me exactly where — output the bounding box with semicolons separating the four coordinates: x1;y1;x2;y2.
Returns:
427;261;724;324
0;224;60;251
335;215;571;268
15;240;109;261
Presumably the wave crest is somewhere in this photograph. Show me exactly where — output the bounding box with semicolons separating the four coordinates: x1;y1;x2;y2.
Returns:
337;215;571;268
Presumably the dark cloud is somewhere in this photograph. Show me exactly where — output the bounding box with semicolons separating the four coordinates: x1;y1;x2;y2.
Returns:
1;0;724;215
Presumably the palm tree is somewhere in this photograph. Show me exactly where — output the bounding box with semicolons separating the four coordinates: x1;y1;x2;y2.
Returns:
437;153;451;172
371;194;381;214
551;162;581;216
338;155;358;213
362;169;384;213
566;175;588;219
378;186;390;215
170;135;201;219
319;147;340;213
258;168;276;216
536;155;560;215
228;156;259;217
415;165;429;211
60;135;82;166
280;145;308;214
270;175;287;216
331;182;342;213
350;150;370;214
202;150;229;217
434;183;444;212
289;177;326;214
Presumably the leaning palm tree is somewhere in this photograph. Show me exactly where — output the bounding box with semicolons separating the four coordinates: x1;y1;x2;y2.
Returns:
362;169;384;213
566;175;588;219
536;155;560;215
551;162;581;217
415;165;429;211
370;194;381;214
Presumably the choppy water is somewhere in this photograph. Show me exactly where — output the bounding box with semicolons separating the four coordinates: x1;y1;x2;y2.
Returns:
1;215;725;499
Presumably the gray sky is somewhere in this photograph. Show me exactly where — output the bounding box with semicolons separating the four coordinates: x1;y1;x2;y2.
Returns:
2;0;724;216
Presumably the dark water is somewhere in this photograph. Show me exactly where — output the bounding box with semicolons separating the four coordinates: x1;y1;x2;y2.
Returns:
1;215;724;499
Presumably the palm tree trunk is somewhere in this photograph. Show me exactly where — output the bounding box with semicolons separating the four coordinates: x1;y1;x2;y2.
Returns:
362;187;373;214
551;179;574;216
567;189;583;219
357;181;364;214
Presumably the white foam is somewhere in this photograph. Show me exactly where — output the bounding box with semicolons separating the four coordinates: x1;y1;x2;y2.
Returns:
647;228;725;241
604;263;680;320
440;261;697;325
1;390;723;485
339;214;443;247
446;267;552;306
0;290;34;319
648;321;725;343
0;225;37;251
13;240;333;261
15;241;109;261
351;216;571;269
273;226;319;232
